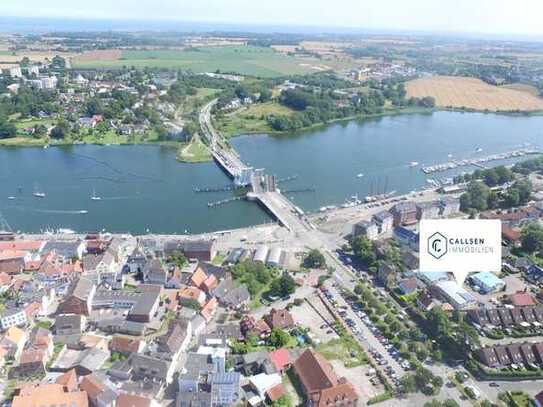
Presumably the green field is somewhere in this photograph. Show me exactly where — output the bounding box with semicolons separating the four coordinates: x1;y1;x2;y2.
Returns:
216;101;295;137
72;46;314;77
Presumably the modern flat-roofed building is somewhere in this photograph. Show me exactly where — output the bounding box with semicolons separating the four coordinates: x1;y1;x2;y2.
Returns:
432;280;477;310
470;272;505;294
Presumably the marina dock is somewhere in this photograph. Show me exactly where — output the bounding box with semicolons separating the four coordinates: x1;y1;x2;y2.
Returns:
421;148;539;174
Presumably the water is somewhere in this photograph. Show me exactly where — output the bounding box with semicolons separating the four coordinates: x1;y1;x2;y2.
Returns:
231;111;543;211
0;145;270;234
1;111;543;233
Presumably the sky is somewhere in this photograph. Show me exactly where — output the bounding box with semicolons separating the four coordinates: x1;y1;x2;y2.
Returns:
2;0;543;36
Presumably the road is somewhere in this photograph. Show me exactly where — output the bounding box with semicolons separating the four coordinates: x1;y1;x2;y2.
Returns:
197;98;487;405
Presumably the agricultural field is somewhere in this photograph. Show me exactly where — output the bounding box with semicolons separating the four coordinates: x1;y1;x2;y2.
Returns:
71;46;315;77
215;102;295;137
406;75;543;112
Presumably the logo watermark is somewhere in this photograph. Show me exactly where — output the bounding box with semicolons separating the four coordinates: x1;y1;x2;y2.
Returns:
419;219;501;285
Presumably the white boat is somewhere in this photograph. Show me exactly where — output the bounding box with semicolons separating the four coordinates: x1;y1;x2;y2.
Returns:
58;228;76;234
79;210;88;214
356;173;364;178
409;161;419;168
7;196;15;200
33;183;46;198
91;188;102;201
476;147;483;152
43;145;49;149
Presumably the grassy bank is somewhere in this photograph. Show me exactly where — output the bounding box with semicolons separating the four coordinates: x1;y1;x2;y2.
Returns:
176;138;212;163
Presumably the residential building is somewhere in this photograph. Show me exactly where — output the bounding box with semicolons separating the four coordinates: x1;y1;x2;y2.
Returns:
293;349;358;407
263;308;294;330
416;202;440;220
391;202;418;226
12;383;88;407
57;278;96;316
352;220;378;240
372;211;394;234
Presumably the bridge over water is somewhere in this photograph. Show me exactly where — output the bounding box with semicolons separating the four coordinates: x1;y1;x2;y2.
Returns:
199;100;312;233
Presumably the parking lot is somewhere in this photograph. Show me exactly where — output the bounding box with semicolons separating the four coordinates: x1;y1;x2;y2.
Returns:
322;282;410;385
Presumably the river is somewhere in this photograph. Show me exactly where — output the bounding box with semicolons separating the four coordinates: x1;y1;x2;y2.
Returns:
1;111;542;233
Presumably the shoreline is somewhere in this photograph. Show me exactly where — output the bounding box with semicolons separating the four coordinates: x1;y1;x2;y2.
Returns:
3;107;543;149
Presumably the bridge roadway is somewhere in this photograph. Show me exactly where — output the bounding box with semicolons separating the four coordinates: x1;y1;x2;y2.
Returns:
199;100;313;233
199;99;249;178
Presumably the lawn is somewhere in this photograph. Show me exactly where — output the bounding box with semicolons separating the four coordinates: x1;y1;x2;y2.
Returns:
72;46;313;77
176;138;211;163
316;336;368;368
216;101;295;137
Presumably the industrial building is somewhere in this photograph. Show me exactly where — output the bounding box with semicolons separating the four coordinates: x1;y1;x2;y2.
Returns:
470;272;505;294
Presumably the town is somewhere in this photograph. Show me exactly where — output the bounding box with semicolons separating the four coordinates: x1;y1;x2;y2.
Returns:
3;7;543;407
2;152;543;407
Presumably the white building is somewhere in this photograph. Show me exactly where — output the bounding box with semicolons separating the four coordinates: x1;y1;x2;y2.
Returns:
253;245;269;263
27;65;40;76
0;308;28;330
41;76;58;90
8;66;22;78
266;247;283;267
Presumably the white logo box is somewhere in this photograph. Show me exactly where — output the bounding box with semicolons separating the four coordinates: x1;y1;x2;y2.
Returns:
419;219;502;284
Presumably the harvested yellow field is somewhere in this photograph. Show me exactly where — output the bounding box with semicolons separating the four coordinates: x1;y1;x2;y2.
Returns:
406;76;543;112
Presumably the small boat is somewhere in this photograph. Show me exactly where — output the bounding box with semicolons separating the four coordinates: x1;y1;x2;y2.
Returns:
33;183;46;198
43;145;49;149
91;188;102;201
356;173;364;178
58;228;75;234
476;147;483;152
78;210;88;214
7;196;15;200
409;161;419;168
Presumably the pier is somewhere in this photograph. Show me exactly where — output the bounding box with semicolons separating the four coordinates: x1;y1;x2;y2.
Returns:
421;148;539;174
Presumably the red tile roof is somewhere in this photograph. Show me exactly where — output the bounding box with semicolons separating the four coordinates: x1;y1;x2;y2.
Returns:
56;369;78;392
509;292;536;307
294;349;338;394
0;241;43;252
269;348;291;372
266;383;286;402
116;393;153;407
200;297;218;322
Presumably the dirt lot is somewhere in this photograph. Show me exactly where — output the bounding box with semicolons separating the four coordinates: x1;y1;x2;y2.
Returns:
330;360;384;402
406;75;543;112
290;294;338;344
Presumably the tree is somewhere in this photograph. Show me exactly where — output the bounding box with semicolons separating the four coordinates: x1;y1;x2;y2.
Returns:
0;121;16;139
521;223;543;253
460;181;490;212
259;88;272;103
270;395;292;407
303;249;326;268
352;236;376;267
50;119;70;139
400;374;417;393
269;328;290;348
168;250;187;268
269;272;296;298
